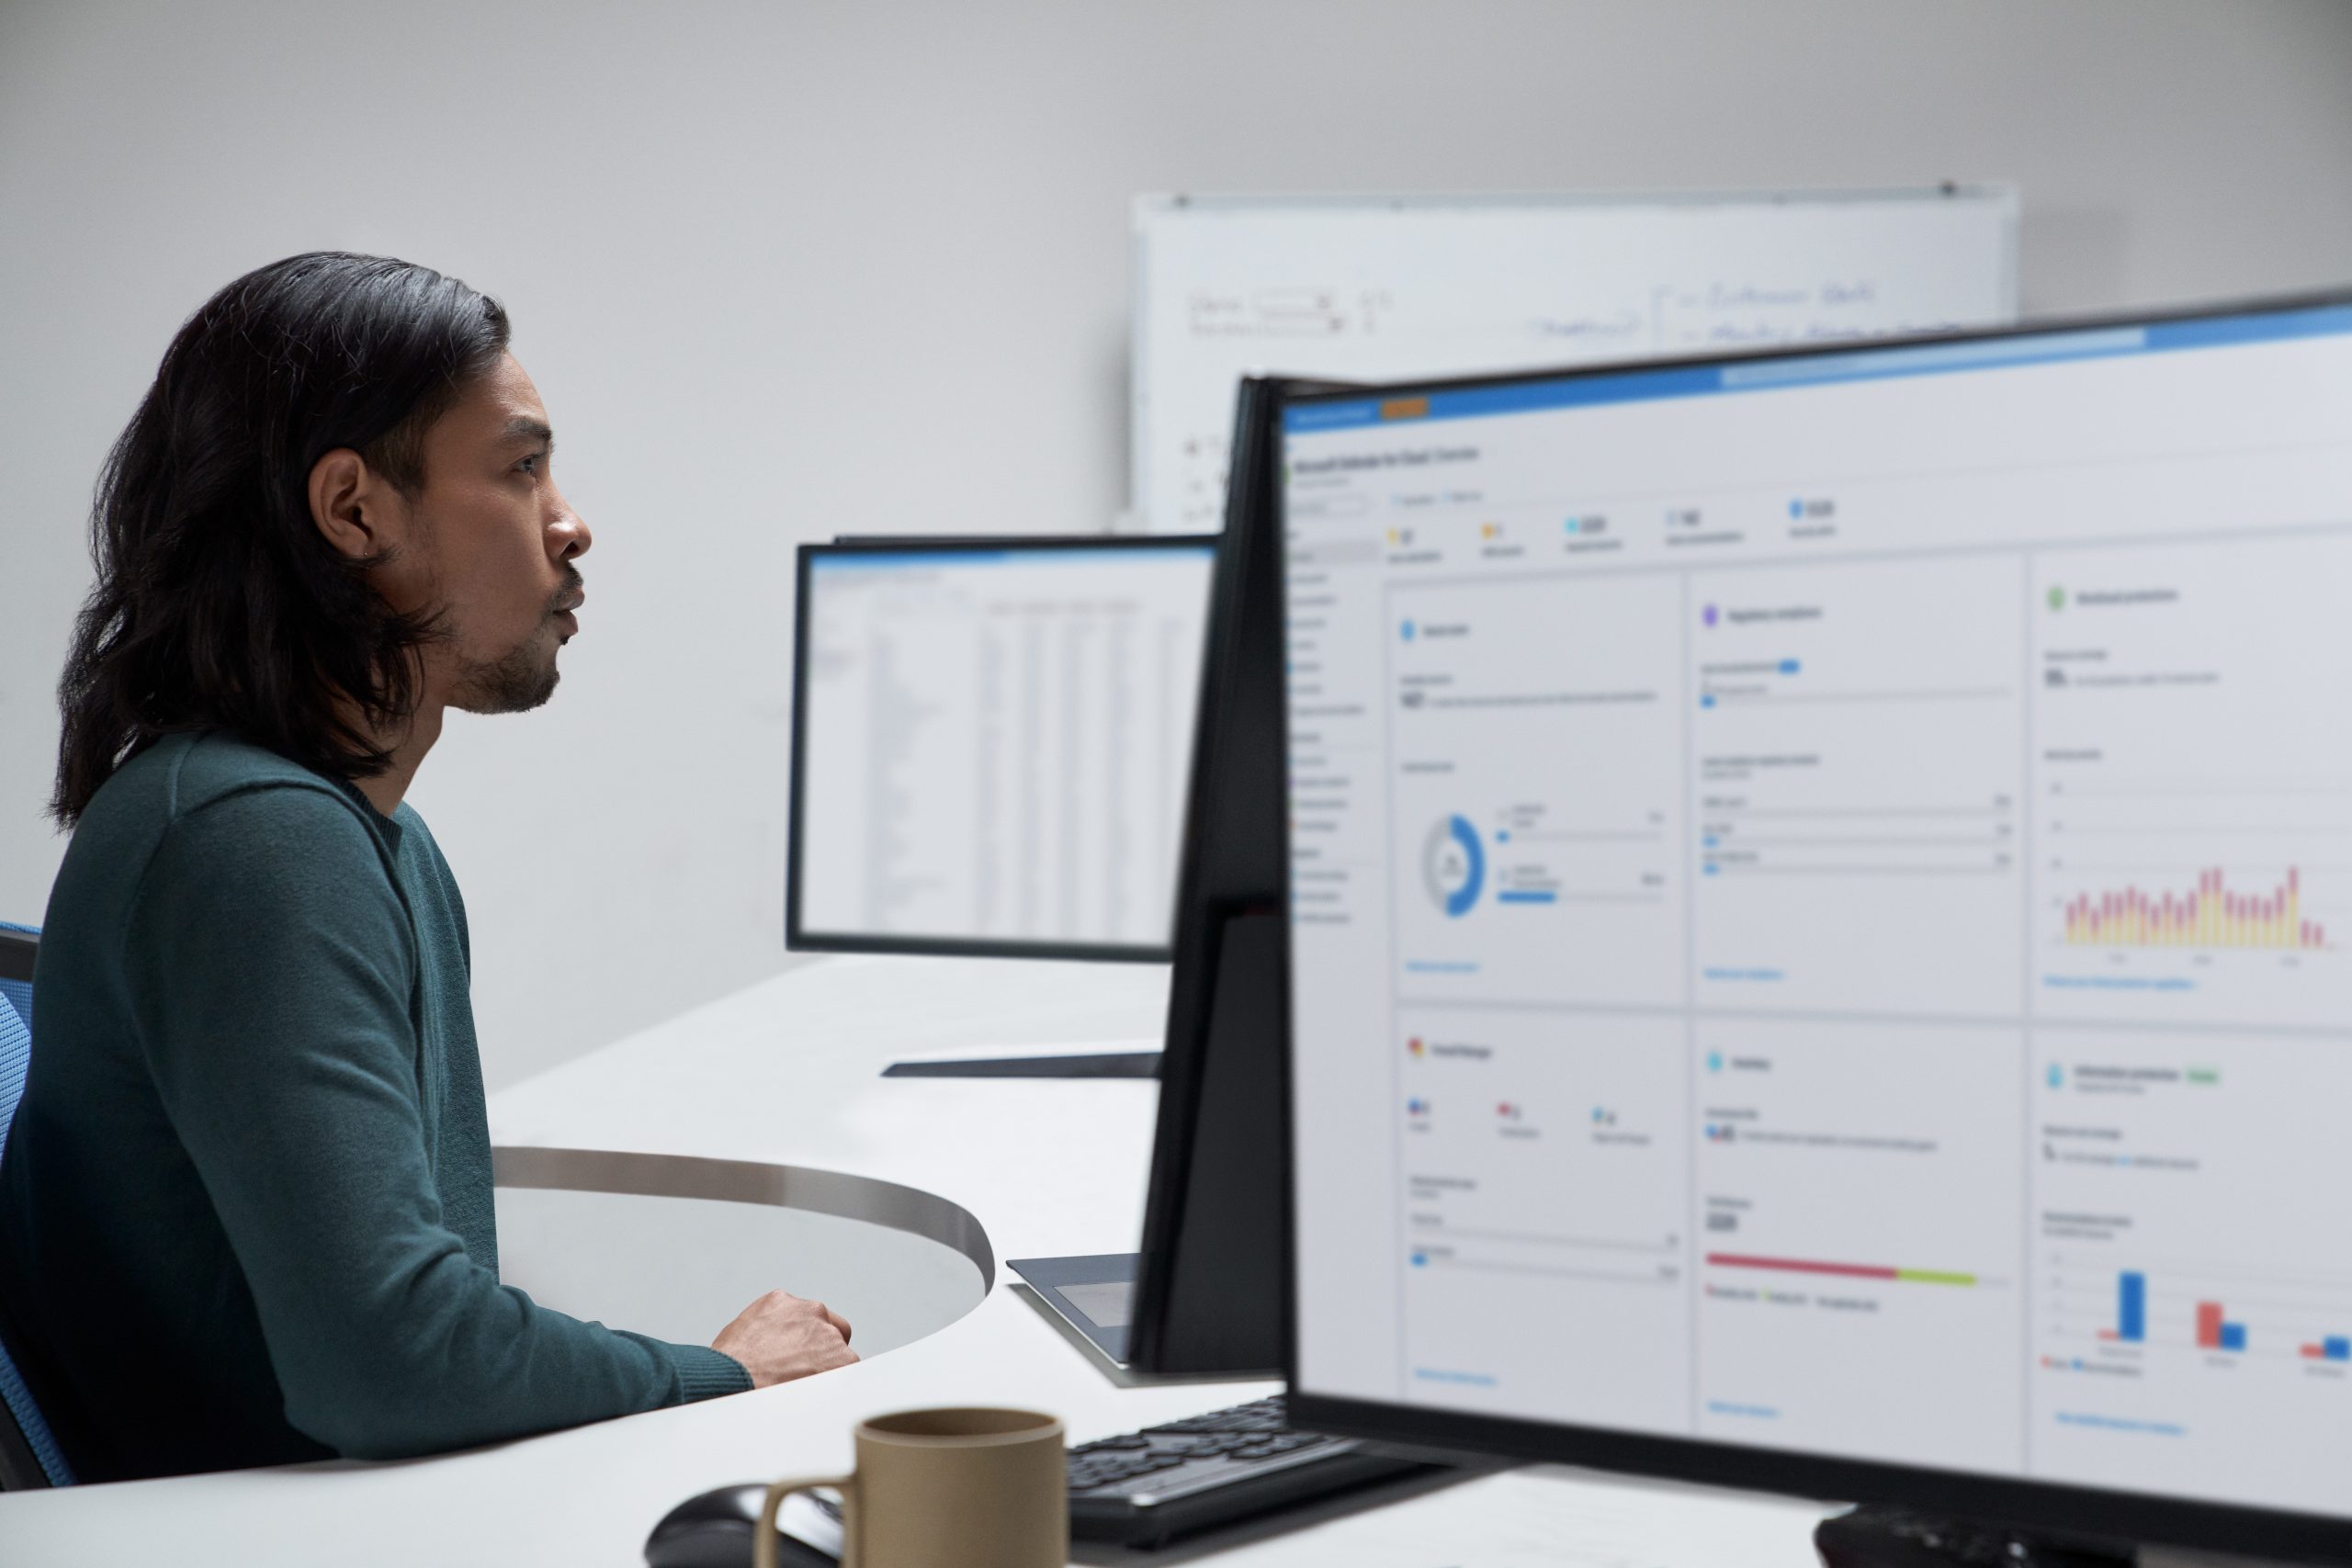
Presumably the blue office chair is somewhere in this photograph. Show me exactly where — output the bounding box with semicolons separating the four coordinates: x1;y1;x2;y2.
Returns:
0;919;74;1489
0;919;29;1050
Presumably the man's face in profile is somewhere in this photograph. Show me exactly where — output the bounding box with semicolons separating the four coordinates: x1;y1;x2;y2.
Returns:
397;352;593;714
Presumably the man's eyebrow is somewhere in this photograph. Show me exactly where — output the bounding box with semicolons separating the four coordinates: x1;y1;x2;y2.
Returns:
500;416;554;448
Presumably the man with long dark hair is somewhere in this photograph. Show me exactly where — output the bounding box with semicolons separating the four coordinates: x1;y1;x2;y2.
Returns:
0;254;854;1482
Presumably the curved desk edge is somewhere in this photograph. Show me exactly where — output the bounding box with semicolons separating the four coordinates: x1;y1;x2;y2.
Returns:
490;1145;998;1293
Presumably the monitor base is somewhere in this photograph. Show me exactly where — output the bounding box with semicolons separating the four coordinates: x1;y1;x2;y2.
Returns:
880;1052;1161;1079
1815;1506;2134;1568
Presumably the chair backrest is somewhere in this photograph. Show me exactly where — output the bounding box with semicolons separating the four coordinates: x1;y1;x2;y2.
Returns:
0;922;74;1488
0;922;37;1150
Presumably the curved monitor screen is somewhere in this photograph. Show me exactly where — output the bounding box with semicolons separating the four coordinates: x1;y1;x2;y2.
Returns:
1281;299;2352;1534
791;538;1216;959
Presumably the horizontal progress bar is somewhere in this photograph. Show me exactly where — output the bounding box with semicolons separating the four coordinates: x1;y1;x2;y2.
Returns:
1707;1252;1976;1287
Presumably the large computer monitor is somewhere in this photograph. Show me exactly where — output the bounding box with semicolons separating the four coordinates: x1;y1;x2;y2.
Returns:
788;536;1216;963
1280;294;2352;1559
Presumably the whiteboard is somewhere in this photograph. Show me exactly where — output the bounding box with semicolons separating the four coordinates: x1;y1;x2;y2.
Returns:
1131;186;2019;532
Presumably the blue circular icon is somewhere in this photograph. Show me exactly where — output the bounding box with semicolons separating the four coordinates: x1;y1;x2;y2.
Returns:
1400;620;1416;641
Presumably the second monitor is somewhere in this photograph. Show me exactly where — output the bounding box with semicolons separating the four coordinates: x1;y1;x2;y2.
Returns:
789;536;1217;963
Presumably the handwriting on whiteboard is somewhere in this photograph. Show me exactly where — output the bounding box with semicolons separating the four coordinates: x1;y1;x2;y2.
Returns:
1189;278;1962;354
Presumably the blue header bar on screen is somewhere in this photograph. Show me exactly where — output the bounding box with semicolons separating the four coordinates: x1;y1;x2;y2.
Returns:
811;544;1216;573
1281;302;2352;434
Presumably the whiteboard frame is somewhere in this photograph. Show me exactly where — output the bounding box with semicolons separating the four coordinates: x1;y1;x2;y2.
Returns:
1128;183;2021;529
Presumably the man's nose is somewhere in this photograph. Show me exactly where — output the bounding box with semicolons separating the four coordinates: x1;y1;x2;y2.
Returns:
550;492;592;561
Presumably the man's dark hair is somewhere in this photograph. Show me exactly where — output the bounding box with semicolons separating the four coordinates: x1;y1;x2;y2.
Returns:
52;252;510;825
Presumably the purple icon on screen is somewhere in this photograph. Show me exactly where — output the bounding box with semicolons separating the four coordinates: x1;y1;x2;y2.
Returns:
1702;604;1719;627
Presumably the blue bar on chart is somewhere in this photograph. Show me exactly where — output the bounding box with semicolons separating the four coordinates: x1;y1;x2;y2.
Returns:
2220;1322;2249;1353
2117;1272;2146;1343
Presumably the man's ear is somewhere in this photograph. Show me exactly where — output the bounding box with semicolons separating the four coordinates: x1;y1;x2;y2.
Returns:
309;447;387;561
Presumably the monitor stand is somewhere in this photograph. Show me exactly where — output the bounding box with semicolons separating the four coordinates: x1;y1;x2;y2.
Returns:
1815;1506;2133;1568
880;1052;1161;1079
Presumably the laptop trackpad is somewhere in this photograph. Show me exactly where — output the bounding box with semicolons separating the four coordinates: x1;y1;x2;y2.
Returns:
1008;1253;1138;1364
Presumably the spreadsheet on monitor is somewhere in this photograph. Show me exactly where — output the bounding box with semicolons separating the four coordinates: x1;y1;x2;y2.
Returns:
793;541;1216;955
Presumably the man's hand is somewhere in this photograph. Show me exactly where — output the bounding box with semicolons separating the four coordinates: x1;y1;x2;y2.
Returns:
711;1290;858;1388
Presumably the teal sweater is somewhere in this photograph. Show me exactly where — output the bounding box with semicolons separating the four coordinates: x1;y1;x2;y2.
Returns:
0;732;748;1482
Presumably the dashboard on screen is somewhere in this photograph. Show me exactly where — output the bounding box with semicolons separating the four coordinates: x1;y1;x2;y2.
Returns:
1281;301;2352;1535
790;538;1216;959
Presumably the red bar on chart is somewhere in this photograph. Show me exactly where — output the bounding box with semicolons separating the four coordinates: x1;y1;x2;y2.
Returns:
2197;1302;2225;1349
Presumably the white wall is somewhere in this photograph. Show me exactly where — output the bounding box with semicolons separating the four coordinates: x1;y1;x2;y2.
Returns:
4;0;2349;1089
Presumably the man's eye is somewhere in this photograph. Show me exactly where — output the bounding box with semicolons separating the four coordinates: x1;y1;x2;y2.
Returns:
517;453;543;475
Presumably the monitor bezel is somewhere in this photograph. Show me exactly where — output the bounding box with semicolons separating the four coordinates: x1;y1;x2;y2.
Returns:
1128;376;1299;1373
786;532;1219;964
1276;288;2352;1562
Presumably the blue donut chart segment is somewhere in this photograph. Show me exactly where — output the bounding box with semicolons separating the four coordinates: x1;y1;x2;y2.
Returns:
1423;813;1485;918
1447;815;1484;916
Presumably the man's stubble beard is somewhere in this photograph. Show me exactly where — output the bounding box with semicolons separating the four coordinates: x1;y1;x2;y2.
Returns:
451;627;561;716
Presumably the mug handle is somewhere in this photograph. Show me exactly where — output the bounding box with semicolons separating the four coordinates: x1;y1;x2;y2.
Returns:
754;1472;857;1568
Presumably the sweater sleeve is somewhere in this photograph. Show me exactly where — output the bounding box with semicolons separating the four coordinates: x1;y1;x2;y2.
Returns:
125;784;749;1461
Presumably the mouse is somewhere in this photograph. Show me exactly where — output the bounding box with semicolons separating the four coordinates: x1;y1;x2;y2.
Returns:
644;1483;834;1568
1815;1506;2128;1568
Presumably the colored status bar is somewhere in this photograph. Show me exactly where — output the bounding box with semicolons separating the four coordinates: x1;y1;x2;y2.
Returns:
1706;1253;1976;1287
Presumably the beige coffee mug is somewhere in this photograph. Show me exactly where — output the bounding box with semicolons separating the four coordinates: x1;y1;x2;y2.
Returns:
754;1406;1067;1568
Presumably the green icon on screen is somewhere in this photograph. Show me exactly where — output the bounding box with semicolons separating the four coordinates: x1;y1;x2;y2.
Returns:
2047;586;2065;611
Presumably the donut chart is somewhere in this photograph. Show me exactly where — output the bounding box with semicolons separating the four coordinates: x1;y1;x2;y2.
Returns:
1423;814;1485;918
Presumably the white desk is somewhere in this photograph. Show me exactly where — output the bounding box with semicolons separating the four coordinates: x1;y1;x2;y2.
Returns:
0;956;2269;1566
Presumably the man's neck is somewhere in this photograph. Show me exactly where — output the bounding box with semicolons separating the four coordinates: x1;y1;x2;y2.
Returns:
354;700;445;818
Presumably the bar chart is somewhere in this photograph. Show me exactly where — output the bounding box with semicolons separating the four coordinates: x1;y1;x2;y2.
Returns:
2062;867;2325;952
2029;533;2352;1029
2063;1261;2352;1363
